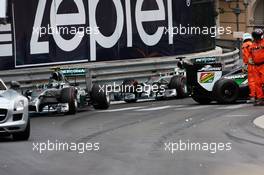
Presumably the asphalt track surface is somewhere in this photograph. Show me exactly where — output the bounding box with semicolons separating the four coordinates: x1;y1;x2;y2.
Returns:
0;98;264;175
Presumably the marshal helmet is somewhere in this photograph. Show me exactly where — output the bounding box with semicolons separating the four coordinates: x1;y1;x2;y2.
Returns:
252;28;264;40
242;33;253;42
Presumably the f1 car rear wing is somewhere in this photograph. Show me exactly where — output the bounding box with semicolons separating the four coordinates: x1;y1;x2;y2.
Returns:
50;67;92;91
60;68;86;77
178;57;222;68
50;67;87;77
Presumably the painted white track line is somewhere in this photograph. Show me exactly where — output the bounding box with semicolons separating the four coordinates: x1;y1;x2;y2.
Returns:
174;105;211;111
216;104;249;110
111;99;154;105
223;114;249;117
135;106;172;112
98;105;187;113
98;103;250;113
254;115;264;129
97;106;146;113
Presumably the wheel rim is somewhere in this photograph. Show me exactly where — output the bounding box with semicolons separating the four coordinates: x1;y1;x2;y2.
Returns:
183;84;188;94
224;89;232;96
106;93;110;104
223;86;235;98
74;99;78;108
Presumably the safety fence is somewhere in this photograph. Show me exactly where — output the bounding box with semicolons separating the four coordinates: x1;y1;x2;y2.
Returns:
0;47;240;89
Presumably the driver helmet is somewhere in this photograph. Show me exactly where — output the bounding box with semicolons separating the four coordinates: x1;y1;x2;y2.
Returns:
51;71;63;81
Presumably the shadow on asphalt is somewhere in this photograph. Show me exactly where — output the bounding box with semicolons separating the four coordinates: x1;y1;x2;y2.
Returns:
0;137;31;143
0;134;13;142
29;106;93;118
111;97;248;107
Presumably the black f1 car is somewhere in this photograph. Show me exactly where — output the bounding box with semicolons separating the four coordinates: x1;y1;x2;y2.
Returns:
179;57;249;104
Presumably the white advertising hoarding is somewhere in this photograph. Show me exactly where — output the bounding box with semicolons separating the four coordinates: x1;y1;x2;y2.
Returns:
0;0;7;18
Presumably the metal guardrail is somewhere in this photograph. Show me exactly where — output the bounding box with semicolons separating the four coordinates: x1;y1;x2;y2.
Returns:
217;48;240;72
0;47;240;88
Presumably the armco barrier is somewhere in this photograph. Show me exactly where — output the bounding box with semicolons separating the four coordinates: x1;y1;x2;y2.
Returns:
0;47;240;89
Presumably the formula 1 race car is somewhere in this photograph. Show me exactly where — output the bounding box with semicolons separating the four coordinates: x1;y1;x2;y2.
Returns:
26;68;110;114
0;79;30;140
179;57;249;104
113;67;188;103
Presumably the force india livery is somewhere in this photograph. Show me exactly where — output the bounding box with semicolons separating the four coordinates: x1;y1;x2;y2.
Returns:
180;57;249;104
0;79;30;141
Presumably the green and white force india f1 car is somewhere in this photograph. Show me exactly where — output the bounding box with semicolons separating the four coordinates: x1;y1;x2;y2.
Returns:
180;57;249;104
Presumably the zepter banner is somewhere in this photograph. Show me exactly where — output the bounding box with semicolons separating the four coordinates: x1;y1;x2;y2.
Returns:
0;0;7;18
0;0;216;70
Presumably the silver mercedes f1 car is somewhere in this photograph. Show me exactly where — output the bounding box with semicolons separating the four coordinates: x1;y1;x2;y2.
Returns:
0;79;30;141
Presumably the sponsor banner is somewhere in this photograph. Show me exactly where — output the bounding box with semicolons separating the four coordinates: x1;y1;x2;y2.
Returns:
199;72;215;83
0;21;13;67
61;68;86;77
197;71;222;92
0;0;216;70
0;0;7;18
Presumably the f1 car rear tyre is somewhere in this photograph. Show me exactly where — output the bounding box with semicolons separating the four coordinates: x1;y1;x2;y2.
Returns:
122;79;138;103
91;84;110;110
61;87;77;114
213;79;239;104
168;75;188;98
13;119;30;141
192;95;212;104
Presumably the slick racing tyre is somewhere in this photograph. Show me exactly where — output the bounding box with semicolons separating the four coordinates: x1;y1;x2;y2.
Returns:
91;84;110;110
61;87;78;114
168;75;188;98
213;78;239;104
192;95;212;105
13;119;30;141
122;79;138;103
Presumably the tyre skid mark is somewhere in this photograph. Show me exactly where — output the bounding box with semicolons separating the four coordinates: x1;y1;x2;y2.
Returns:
225;132;264;146
78;120;142;142
77;103;251;144
77;109;179;142
150;107;250;151
244;128;264;140
151;113;213;151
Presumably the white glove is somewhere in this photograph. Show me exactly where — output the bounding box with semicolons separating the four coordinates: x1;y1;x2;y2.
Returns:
248;58;255;65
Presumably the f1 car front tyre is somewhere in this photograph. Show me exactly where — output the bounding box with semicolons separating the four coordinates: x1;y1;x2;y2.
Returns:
213;79;239;104
91;84;110;110
61;87;77;114
13;119;30;141
168;76;188;98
